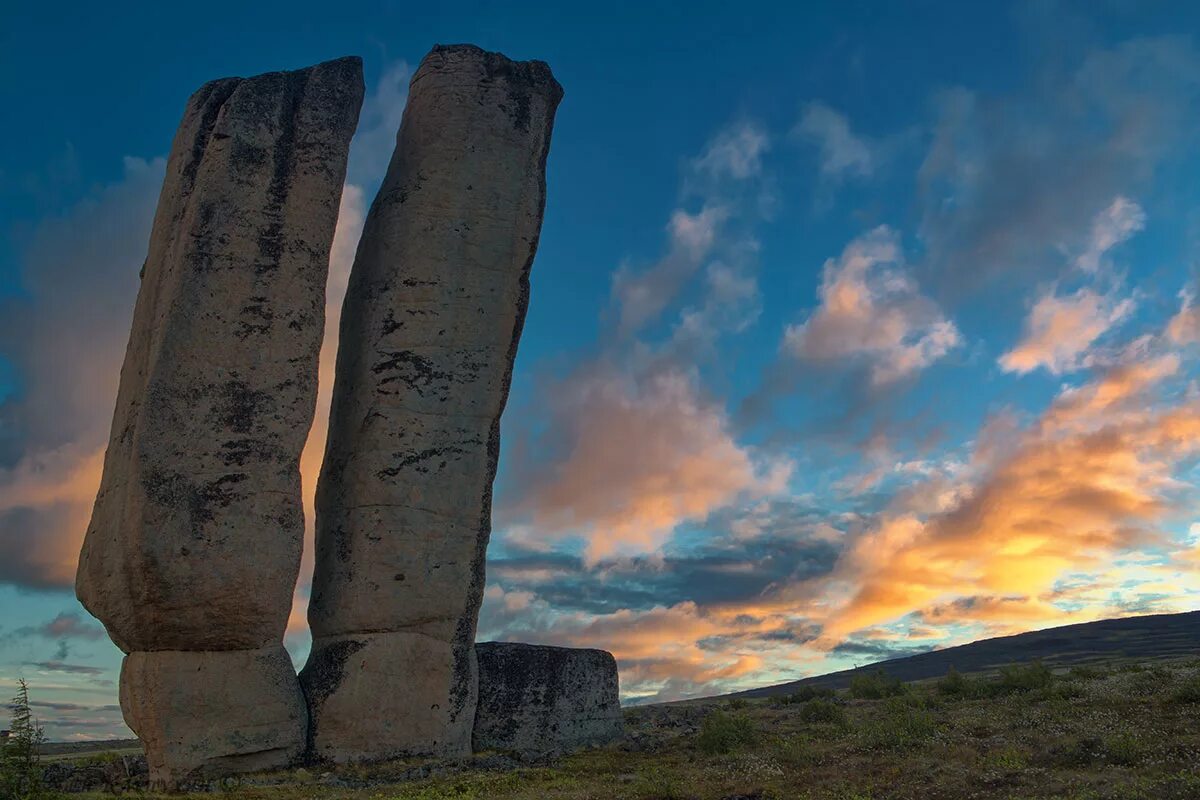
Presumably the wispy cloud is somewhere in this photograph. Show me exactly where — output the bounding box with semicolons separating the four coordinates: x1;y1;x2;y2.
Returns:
1000;287;1136;375
783;226;961;385
917;38;1200;293
12;612;104;641
1000;197;1144;375
793;102;875;180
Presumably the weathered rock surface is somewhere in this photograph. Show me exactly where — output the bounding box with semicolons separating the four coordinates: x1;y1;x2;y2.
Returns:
120;648;306;786
473;642;623;756
75;56;363;786
77;56;363;652
302;631;477;762
302;44;562;761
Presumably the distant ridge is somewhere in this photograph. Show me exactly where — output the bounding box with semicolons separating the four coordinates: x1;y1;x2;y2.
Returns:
718;609;1200;701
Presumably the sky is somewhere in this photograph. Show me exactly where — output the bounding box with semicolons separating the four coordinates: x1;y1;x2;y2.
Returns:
2;0;1200;740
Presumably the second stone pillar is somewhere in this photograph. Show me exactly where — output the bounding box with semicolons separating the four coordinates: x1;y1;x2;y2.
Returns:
301;44;562;762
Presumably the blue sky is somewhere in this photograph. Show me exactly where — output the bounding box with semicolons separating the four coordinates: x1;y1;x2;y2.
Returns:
3;1;1200;739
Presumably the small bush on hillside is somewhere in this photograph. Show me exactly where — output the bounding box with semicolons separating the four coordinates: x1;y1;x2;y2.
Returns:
986;745;1028;771
697;710;757;754
1068;664;1106;681
937;666;975;697
1040;735;1101;768
858;697;937;750
1169;674;1200;703
848;669;907;700
783;685;836;704
1102;732;1144;766
993;660;1054;694
774;734;816;768
798;698;847;725
725;697;750;710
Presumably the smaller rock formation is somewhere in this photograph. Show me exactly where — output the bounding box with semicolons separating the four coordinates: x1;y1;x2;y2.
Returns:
473;642;623;756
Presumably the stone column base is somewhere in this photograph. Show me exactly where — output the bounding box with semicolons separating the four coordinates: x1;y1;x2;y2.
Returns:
300;631;476;763
119;646;306;788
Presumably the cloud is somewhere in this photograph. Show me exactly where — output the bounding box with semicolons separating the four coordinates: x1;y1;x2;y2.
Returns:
999;287;1136;375
26;660;104;676
0;156;164;589
819;348;1200;640
1074;196;1146;274
1167;288;1200;345
611;121;769;339
794;102;875;179
691;121;770;182
508;367;790;563
611;205;730;336
13;612;104;641
782;226;961;385
917;37;1200;293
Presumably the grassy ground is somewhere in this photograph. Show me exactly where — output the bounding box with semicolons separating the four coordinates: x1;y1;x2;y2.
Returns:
62;658;1200;800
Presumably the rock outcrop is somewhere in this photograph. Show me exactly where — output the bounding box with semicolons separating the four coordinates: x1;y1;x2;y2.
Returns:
301;44;563;762
473;642;623;756
76;56;364;787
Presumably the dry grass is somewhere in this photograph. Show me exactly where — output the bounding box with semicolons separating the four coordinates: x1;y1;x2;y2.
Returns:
67;658;1200;800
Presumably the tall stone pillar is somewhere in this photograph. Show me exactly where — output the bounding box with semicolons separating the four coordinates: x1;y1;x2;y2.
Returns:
76;57;364;787
301;44;562;762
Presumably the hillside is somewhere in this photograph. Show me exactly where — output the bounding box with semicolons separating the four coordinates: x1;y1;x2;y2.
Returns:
720;609;1200;700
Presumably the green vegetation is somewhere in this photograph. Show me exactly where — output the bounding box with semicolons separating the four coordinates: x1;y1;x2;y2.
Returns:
857;696;937;750
935;664;971;696
52;657;1200;800
781;685;835;704
696;709;757;754
2;679;47;800
994;659;1055;693
1170;672;1200;703
846;669;907;699
795;698;846;726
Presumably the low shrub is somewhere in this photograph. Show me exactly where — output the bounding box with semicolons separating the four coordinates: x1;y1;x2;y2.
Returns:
1103;732;1144;766
847;669;907;700
993;660;1054;694
986;745;1028;771
937;666;976;697
774;734;816;768
1169;673;1200;703
1039;735;1101;768
783;685;836;704
697;710;757;754
1068;664;1106;681
858;697;936;750
797;698;847;725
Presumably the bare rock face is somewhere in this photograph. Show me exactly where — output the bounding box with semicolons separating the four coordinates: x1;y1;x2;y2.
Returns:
301;44;562;762
473;642;623;756
76;56;364;785
120;647;306;786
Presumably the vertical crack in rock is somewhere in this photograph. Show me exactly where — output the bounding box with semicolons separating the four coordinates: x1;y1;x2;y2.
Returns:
301;44;562;763
75;56;364;789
